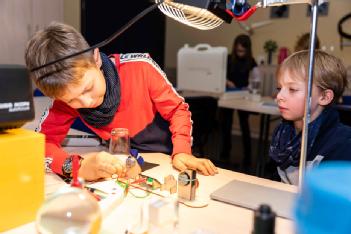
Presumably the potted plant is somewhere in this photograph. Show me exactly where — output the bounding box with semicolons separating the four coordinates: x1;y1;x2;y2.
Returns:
263;40;278;64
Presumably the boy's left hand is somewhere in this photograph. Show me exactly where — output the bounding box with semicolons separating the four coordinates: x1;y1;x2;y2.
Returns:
172;153;218;176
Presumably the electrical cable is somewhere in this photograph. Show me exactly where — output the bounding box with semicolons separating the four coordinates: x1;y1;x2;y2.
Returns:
30;1;164;72
30;0;259;72
338;13;351;40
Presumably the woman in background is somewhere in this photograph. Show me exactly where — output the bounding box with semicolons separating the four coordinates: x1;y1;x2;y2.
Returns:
220;34;257;173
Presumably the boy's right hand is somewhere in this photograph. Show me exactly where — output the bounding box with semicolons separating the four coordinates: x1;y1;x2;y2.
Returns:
79;151;126;181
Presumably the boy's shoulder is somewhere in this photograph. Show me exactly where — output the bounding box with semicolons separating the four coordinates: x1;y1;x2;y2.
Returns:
119;53;152;64
322;121;351;144
117;53;165;77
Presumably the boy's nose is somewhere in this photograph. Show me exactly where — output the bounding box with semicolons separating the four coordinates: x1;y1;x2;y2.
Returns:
276;91;284;103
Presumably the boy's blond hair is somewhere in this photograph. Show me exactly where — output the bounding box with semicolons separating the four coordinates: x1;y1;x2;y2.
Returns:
25;22;95;98
278;50;347;104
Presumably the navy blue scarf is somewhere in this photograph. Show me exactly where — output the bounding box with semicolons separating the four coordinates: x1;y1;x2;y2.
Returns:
78;53;120;128
269;109;327;170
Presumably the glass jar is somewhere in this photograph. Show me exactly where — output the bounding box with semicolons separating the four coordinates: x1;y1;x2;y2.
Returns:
109;128;130;155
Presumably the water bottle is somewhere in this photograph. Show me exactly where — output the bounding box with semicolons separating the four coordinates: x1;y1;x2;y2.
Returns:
249;67;262;102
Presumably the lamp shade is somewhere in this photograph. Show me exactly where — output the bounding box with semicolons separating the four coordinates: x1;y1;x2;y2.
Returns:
156;0;232;30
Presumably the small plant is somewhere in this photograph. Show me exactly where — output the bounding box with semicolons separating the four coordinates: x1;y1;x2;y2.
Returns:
263;40;278;64
263;40;278;53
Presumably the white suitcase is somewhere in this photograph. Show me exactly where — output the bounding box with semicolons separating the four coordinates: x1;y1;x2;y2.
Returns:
177;44;227;93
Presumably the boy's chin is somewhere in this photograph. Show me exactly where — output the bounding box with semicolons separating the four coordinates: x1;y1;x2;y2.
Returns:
280;114;294;121
94;97;104;108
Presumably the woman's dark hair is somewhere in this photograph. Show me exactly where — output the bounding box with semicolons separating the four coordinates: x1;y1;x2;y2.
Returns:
230;34;255;71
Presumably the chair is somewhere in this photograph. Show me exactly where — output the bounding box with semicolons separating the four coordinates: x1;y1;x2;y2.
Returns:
185;96;218;156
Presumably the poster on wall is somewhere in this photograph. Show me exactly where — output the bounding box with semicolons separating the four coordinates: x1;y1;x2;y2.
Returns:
270;6;289;19
307;2;329;16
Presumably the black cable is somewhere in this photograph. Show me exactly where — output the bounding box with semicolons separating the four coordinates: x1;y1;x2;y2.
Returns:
338;13;351;40
30;1;164;72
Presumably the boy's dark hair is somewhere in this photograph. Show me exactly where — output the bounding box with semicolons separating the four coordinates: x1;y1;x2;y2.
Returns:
25;22;95;98
278;50;347;104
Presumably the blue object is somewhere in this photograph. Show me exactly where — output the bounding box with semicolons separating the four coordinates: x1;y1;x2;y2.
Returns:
230;0;251;17
130;149;144;166
225;87;244;92
294;162;351;234
33;88;45;97
71;118;95;134
342;95;351;105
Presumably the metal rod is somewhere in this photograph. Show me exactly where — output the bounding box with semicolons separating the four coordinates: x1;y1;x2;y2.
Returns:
298;0;319;189
261;0;311;7
260;0;327;8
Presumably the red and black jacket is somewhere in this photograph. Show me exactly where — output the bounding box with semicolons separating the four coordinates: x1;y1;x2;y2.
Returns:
37;53;193;175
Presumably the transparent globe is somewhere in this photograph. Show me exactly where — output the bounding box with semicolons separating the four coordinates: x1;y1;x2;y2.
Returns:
36;186;102;234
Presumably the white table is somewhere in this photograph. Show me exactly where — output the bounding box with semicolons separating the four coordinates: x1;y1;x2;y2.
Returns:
4;152;296;234
218;95;279;117
13;96;295;233
218;95;280;177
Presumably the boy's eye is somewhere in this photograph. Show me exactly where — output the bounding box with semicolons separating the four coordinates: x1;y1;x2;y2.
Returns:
276;87;281;92
83;84;93;94
82;88;90;95
289;88;298;92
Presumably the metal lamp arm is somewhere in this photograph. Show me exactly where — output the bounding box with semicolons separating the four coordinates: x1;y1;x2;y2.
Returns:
259;0;326;7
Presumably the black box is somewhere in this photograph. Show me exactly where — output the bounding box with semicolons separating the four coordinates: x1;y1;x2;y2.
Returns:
0;65;34;129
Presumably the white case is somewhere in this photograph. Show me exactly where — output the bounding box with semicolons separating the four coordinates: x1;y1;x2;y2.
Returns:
177;44;227;93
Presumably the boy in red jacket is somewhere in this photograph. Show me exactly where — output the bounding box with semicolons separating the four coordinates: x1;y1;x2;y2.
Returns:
25;22;217;181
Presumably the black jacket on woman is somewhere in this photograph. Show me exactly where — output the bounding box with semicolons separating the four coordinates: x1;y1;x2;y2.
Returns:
227;55;257;88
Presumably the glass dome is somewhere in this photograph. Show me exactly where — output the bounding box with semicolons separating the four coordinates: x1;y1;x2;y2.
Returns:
36;186;102;234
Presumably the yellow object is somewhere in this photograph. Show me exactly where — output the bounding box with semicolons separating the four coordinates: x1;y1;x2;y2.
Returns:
0;128;45;232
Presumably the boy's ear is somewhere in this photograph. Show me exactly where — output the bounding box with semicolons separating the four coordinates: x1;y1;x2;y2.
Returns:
93;48;102;68
319;89;334;106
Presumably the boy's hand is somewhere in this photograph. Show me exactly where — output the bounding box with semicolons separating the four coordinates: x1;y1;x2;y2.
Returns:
79;151;126;181
172;153;218;176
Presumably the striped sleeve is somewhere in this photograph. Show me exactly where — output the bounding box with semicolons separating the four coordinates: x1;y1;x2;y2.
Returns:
37;100;79;174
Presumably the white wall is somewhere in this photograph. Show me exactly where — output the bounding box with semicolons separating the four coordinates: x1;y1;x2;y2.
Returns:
165;1;351;68
62;1;351;68
63;0;80;31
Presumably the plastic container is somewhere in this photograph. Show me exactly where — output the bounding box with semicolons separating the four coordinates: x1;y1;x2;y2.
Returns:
177;44;227;93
